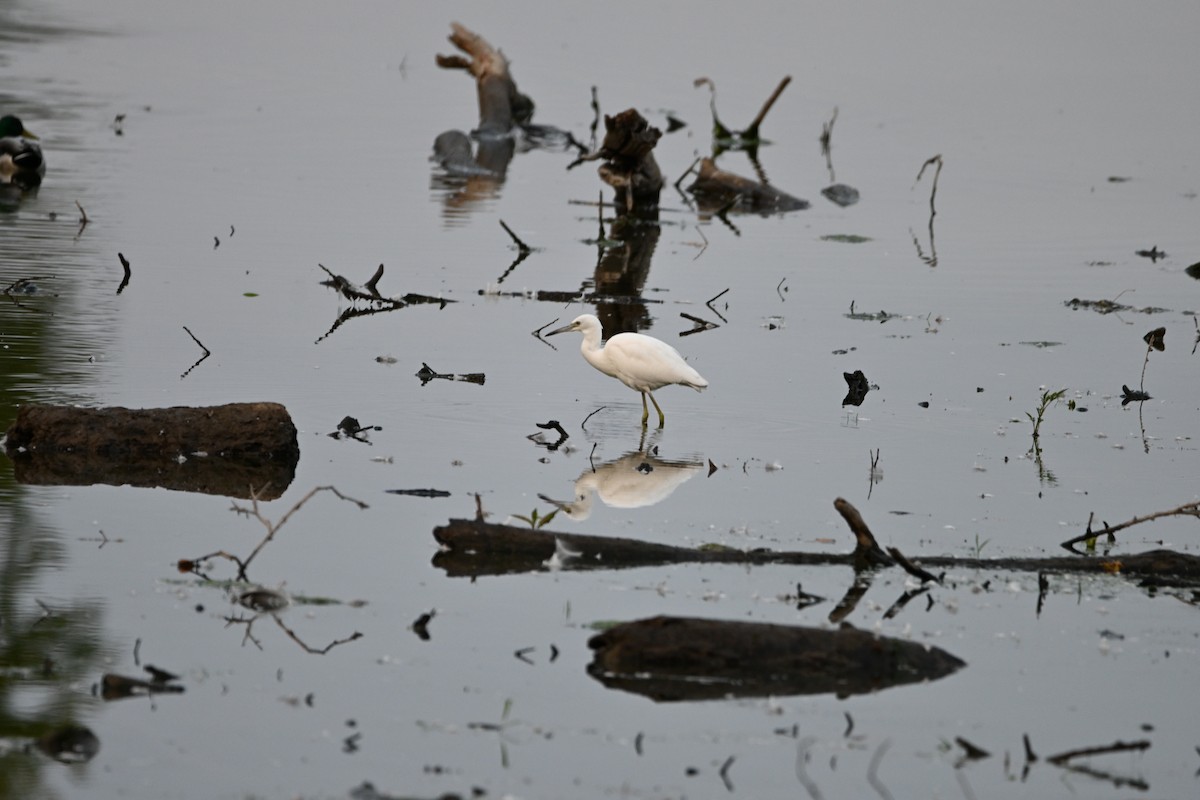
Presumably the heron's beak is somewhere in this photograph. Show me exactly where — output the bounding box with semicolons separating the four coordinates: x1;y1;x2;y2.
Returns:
545;323;573;337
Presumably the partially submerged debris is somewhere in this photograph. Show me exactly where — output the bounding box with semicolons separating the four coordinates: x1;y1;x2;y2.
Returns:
570;108;665;211
685;157;808;213
432;498;1200;584
101;668;185;701
3;402;299;498
587;615;965;701
415;362;485;386
842;369;870;406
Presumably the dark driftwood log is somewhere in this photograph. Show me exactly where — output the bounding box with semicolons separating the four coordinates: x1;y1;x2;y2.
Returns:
432;517;876;577
588;615;965;702
3;403;298;499
431;517;1200;583
688;156;809;212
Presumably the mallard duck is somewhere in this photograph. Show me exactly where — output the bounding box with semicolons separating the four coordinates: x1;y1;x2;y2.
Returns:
0;115;46;187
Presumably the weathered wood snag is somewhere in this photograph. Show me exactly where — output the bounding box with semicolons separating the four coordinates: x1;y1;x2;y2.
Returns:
436;22;533;135
588;616;965;701
687;156;809;213
3;402;298;498
594;109;664;210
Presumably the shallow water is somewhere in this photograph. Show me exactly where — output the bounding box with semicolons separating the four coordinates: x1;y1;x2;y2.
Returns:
2;2;1199;798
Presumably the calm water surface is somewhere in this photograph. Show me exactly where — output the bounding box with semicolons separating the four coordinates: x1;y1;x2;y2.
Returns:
2;2;1199;798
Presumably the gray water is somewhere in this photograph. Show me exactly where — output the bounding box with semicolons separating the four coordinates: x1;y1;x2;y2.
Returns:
3;1;1199;797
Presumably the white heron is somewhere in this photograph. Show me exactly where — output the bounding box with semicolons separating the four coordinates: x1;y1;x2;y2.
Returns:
546;314;708;427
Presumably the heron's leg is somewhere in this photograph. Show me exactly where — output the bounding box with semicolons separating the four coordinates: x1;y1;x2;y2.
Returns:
647;391;666;428
640;392;650;425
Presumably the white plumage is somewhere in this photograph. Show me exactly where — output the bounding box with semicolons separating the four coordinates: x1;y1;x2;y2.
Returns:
546;314;708;427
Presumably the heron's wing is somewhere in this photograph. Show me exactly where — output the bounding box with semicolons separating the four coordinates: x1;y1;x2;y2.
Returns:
605;333;703;390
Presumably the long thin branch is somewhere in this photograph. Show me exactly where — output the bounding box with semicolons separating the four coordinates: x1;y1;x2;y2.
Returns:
1061;501;1200;551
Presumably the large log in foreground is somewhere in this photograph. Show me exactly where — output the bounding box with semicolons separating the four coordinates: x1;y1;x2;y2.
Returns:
3;403;299;499
588;616;965;702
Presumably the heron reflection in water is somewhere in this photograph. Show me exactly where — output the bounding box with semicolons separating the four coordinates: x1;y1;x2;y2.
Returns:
538;449;705;521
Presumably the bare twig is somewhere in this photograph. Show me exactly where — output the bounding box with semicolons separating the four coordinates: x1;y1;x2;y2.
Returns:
365;263;385;298
272;614;362;655
706;287;730;322
1060;500;1200;551
499;219;532;254
229;485;369;581
915;154;943;218
886;547;942;584
744;75;792;139
1046;739;1150;765
117;253;132;294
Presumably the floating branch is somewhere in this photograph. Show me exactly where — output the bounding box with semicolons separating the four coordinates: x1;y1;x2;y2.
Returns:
532;317;560;349
495;221;534;284
223;485;369;582
75;200;89;235
743;76;791;141
179;326;211;379
386;488;451;498
364;263;384;298
116;253;132;294
530;419;568;451
100;669;185;702
1060;500;1200;553
499;219;532;254
434;496;1200;584
330;415;380;443
1045;738;1150;765
2;274;57;314
679;312;719;337
706;287;729;322
316;264;453;343
415;362;486;386
914;154;943;217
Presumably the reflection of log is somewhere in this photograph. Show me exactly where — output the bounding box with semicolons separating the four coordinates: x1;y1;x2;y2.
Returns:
688;157;809;213
3;403;298;499
431;516;1200;582
436;22;533;135
588;616;965;702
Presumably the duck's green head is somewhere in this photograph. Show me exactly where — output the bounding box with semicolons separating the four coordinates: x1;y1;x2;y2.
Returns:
0;115;38;139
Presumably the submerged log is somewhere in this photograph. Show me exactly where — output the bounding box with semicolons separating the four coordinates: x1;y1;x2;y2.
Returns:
3;402;298;498
432;516;875;577
687;156;809;213
431;516;1200;583
588;615;965;702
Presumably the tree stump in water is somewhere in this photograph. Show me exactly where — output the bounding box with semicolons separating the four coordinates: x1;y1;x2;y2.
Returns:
594;109;664;211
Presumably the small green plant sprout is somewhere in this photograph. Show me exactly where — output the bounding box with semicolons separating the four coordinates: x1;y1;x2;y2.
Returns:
512;507;558;530
971;533;990;559
1026;387;1067;443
